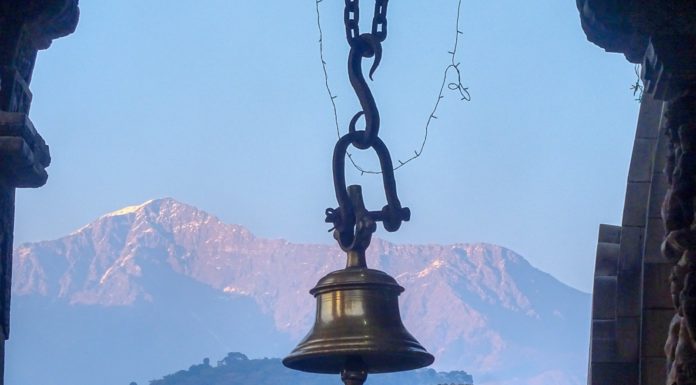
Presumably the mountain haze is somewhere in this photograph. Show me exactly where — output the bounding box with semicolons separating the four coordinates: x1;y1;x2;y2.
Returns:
8;198;590;385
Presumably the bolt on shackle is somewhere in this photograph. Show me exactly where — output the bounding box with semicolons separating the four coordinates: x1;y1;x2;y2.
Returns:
325;131;411;253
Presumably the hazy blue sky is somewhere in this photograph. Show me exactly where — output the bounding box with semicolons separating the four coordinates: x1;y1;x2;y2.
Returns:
15;0;639;292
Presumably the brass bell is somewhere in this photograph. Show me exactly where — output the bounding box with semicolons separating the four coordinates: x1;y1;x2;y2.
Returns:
283;249;434;375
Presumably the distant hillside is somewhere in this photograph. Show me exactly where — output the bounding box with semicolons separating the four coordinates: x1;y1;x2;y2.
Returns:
8;198;590;385
146;352;474;385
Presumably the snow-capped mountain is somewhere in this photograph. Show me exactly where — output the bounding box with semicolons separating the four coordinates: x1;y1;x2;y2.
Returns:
8;198;590;385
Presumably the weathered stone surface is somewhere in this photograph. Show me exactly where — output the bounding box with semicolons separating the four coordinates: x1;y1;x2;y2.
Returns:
591;333;619;363
636;94;665;139
578;1;696;102
0;112;49;188
628;138;656;183
616;317;641;362
0;1;79;51
643;35;696;100
592;319;616;341
643;263;675;309
642;357;668;385
577;1;696;62
643;218;667;263
595;242;620;276
619;226;643;271
598;224;622;244
642;309;675;357
589;362;639;385
593;276;618;320
648;172;668;219
652;135;669;174
590;317;641;363
576;0;648;63
617;269;642;318
622;182;651;227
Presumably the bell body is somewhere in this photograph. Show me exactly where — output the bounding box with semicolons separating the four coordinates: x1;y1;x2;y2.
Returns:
283;267;434;374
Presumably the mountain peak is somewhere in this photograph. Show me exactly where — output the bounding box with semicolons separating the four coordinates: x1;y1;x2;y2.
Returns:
12;198;590;381
101;197;194;217
102;198;159;217
68;197;226;239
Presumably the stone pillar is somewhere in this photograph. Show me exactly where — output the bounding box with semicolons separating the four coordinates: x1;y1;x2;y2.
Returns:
588;93;666;385
0;1;78;382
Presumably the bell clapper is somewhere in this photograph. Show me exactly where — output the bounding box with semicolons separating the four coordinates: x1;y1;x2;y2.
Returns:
341;358;368;385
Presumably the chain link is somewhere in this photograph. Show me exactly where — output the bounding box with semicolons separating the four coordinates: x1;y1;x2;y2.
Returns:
327;0;407;252
372;0;389;42
344;0;389;45
344;0;360;45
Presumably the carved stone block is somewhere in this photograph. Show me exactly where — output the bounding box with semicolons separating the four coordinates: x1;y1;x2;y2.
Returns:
596;242;620;277
628;138;657;183
589;362;639;385
643;309;678;357
617;269;643;318
644;263;676;309
616;317;641;362
622;182;651;227
0;112;49;188
598;224;622;244
619;226;644;271
594;276;618;320
644;218;668;263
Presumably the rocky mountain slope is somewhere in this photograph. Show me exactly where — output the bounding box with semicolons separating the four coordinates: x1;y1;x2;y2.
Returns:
8;198;590;385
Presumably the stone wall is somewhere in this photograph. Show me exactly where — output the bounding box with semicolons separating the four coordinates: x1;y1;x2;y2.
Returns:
577;2;696;384
589;95;667;385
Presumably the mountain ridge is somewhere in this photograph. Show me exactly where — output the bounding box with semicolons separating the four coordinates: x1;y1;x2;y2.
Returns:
9;197;589;385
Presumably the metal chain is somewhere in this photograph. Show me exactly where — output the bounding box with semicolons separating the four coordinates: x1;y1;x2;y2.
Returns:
344;0;360;45
326;0;407;253
372;0;389;42
344;0;389;45
317;0;470;176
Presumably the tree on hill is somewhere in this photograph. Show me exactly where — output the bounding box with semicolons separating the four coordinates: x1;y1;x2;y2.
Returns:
149;353;473;385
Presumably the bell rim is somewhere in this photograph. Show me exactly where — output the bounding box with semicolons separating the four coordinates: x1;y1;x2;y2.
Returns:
282;349;435;374
288;266;433;374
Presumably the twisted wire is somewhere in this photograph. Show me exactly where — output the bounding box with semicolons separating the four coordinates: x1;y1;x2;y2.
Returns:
315;0;342;148
631;64;644;102
315;0;470;175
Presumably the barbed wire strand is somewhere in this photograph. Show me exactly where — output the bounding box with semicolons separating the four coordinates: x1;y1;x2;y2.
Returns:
631;64;644;102
315;0;470;175
315;0;342;146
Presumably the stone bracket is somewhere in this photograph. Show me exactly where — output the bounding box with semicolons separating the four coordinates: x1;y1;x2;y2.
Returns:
643;35;696;101
0;111;50;188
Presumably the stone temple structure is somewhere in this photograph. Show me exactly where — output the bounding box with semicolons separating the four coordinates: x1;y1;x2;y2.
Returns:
579;1;696;385
0;0;79;382
0;0;694;384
